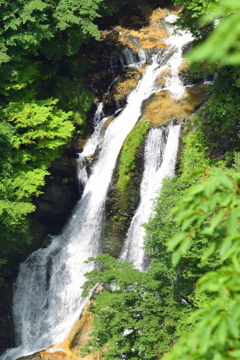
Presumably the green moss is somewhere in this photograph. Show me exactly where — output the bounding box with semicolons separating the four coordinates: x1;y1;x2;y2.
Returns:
105;120;151;256
117;121;151;193
105;123;149;257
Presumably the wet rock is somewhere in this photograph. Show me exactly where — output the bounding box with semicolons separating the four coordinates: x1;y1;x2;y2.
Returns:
141;84;208;126
100;5;169;57
18;354;42;360
30;155;81;250
17;351;75;360
17;299;100;360
103;67;144;114
83;2;172;109
0;283;15;352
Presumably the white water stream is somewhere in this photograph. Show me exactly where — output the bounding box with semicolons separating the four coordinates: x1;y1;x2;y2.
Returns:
120;122;181;271
1;13;192;360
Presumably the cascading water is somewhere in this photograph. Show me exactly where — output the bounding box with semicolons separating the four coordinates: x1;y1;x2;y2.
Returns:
110;45;147;69
120;122;181;271
1;41;173;360
120;14;192;271
1;12;193;360
161;13;194;98
119;48;147;68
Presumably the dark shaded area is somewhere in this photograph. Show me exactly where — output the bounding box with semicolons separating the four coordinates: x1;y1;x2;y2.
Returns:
30;154;81;250
0;284;15;352
98;0;173;30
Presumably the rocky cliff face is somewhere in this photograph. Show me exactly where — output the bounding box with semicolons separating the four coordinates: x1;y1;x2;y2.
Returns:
30;154;81;250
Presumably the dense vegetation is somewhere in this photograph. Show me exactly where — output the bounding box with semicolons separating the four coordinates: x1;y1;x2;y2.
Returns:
81;1;240;359
0;0;115;284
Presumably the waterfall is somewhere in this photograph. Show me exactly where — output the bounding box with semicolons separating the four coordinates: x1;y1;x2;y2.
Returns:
120;122;181;271
1;12;193;360
120;13;191;271
1;47;173;360
162;13;194;98
119;48;147;68
109;48;147;69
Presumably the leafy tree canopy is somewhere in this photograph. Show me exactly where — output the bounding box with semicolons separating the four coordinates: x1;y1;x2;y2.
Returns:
0;99;74;281
82;254;186;360
162;169;240;360
190;0;240;65
172;0;218;38
0;0;116;282
173;0;240;65
0;0;115;64
82;165;240;360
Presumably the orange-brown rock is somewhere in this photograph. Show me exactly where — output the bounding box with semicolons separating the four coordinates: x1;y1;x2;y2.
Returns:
141;85;207;126
69;296;102;360
112;7;169;51
105;67;144;105
18;300;101;360
155;68;172;88
178;59;191;80
103;116;115;131
170;4;185;15
101;5;168;51
18;348;76;360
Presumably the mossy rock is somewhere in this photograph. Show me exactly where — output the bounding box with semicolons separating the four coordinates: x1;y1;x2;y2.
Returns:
117;120;151;193
105;122;151;257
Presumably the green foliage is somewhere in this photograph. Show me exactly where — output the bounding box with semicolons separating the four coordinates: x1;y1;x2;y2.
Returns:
189;0;240;65
199;69;240;158
143;177;196;334
208;69;240;131
144;176;190;260
167;168;240;267
144;172;224;322
0;0;112;286
0;99;74;282
173;0;240;66
180;121;211;175
162;169;240;360
82;254;184;360
188;60;219;81
0;0;116;64
117;121;151;193
5;99;73;151
180;70;240;168
172;0;217;39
